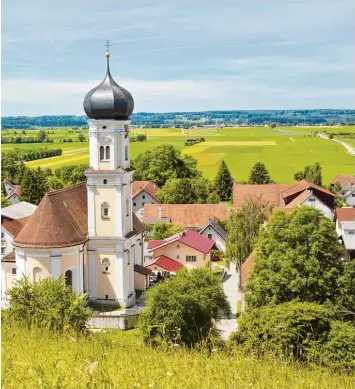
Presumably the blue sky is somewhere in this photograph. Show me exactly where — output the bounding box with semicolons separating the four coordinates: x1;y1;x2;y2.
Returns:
2;0;355;116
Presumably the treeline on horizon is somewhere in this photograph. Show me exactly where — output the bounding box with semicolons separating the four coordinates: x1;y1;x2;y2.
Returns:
2;109;355;129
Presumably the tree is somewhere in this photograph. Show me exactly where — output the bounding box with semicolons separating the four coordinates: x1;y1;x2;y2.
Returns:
132;144;200;187
157;178;196;204
47;176;64;190
214;161;233;201
139;268;231;346
248;162;272;184
1;195;11;208
77;133;85;142
20;167;48;205
246;207;344;309
37;129;47;143
6;276;91;333
226;195;273;266
192;177;219;204
151;222;184;240
294;162;322;186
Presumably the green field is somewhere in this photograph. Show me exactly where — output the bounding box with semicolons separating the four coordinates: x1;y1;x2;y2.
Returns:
2;325;353;389
2;126;355;184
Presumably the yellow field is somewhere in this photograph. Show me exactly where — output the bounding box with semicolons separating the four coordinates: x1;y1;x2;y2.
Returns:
194;152;226;166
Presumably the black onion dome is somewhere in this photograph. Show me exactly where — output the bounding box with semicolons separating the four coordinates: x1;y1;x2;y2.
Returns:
84;53;134;120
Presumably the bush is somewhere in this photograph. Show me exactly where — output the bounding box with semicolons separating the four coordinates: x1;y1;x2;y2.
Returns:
139;268;231;347
231;302;334;362
6;277;91;333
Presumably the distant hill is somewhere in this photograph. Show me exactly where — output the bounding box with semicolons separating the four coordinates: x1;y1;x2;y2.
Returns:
2;109;355;129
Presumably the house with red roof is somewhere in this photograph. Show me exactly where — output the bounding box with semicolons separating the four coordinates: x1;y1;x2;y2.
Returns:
3;180;21;205
335;208;355;259
146;229;215;274
233;180;336;219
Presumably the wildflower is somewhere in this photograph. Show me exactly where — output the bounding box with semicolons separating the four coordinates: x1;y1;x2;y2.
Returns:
167;372;173;376
148;383;155;388
87;361;99;374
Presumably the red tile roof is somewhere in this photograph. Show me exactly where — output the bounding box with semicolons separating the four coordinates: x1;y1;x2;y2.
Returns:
240;250;256;290
14;183;88;249
132;181;160;202
144;204;228;228
148;229;215;254
2;216;30;237
336;208;355;227
149;255;184;272
1;251;16;263
331;174;355;186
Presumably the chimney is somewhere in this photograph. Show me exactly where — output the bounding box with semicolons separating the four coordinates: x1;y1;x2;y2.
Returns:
158;205;162;219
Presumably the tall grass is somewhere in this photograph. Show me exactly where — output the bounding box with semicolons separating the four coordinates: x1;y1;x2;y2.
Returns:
2;324;354;389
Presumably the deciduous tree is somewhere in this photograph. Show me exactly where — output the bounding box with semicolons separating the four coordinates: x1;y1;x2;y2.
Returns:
20;167;48;205
151;222;184;240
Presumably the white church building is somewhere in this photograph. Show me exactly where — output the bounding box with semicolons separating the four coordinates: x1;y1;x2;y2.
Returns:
1;50;148;307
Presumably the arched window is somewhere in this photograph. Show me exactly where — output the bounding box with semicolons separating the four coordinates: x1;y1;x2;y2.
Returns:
105;146;110;160
101;202;109;218
65;270;72;288
102;258;110;273
126;199;129;217
100;146;104;160
33;267;42;282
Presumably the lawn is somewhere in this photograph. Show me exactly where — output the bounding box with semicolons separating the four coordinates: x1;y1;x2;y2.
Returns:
2;325;354;389
2;126;355;184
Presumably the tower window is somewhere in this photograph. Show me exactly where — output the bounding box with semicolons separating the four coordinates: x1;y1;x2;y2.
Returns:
105;146;110;160
103;179;107;185
100;146;105;160
125;146;128;161
102;126;107;129
126;199;129;217
12;268;16;275
101;202;110;219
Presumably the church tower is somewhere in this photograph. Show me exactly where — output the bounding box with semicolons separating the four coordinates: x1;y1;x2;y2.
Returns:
83;48;142;307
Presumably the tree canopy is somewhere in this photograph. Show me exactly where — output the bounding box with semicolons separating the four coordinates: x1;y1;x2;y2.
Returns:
294;162;322;186
151;222;184;240
214;161;233;201
226;195;273;266
20;167;48;205
246;207;344;309
139;268;231;346
132;144;201;187
248;162;272;184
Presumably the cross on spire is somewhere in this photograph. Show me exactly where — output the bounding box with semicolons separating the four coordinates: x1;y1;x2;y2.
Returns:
105;40;111;52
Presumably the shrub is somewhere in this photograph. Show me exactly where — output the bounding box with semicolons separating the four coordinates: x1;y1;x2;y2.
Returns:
139;268;231;347
6;276;91;333
231;302;334;362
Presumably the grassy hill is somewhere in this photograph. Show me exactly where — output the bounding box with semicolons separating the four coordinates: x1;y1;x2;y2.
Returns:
2;325;353;389
2;126;355;184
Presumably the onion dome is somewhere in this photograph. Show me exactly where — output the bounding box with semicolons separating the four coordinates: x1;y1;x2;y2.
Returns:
83;52;134;120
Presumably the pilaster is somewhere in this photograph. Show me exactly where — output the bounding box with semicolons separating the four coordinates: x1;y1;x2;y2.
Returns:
50;249;61;279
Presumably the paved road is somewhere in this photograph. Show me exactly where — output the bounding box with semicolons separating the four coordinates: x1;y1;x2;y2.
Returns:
216;263;241;340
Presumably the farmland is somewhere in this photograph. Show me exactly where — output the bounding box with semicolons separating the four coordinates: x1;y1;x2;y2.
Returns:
2;126;355;184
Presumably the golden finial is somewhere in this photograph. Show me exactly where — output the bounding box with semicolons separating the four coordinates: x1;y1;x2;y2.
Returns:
105;40;111;58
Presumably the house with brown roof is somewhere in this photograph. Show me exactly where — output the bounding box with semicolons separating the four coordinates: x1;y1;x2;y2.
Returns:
331;175;355;207
233;180;336;219
132;181;160;221
3;180;21;205
335;208;355;259
2;52;149;307
146;229;215;275
143;204;228;228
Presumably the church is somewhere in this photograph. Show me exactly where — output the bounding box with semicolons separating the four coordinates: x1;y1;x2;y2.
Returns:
3;50;146;307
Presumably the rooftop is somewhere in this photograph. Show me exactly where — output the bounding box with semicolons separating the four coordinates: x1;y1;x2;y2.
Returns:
1;201;37;220
331;174;355;186
2;216;31;237
336;207;355;228
148;255;184;272
132;181;160;202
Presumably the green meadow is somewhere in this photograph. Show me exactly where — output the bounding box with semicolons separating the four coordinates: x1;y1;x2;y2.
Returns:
2;325;354;389
2;126;355;184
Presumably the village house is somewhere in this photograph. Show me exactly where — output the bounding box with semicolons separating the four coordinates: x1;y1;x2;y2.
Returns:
3;180;21;205
233;180;336;219
331;174;355;207
1;50;149;307
146;229;215;275
132;181;160;221
335;208;355;260
198;219;227;252
143;204;228;229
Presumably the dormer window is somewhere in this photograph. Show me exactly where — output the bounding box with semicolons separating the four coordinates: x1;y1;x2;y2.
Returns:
101;202;110;219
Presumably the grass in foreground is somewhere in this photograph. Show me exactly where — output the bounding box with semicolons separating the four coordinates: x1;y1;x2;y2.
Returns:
2;325;354;389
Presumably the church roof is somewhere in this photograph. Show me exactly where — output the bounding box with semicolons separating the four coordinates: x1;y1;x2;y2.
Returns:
83;52;134;120
14;183;88;249
2;216;31;237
